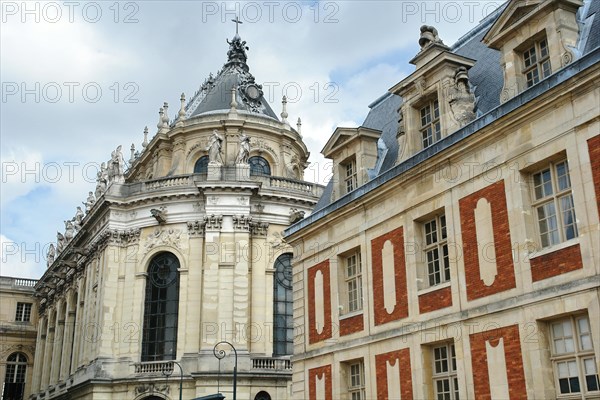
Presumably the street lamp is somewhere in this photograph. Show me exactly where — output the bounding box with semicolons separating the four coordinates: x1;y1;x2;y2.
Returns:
213;341;238;400
162;360;183;400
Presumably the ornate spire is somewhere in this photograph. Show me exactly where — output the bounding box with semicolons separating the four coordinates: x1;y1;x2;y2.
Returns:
297;117;302;135
225;17;249;72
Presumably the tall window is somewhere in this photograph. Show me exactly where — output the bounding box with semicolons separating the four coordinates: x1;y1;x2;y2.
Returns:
523;37;551;88
347;360;366;400
432;343;459;400
343;159;357;193
550;315;599;396
532;160;577;248
249;156;271;176
142;252;180;362
423;215;450;287
273;253;293;356
420;98;441;148
344;251;363;313
3;352;27;400
15;303;32;322
194;155;209;174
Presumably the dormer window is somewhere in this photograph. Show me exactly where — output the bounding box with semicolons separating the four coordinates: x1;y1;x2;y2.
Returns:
344;158;358;193
523;37;551;88
420;98;441;148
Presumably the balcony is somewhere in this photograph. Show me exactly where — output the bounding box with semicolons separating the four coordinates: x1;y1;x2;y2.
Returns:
251;357;292;371
105;173;324;198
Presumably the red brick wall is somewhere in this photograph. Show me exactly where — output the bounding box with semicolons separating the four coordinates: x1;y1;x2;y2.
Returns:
308;365;332;400
308;260;332;344
530;243;583;282
418;286;452;313
375;348;413;400
588;135;600;216
470;324;527;399
339;313;364;336
371;227;409;325
459;180;516;300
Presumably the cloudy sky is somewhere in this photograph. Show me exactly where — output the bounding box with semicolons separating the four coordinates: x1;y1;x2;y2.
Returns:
1;0;504;279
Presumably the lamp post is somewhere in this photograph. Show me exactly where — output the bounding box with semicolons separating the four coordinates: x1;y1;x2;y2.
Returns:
162;360;183;400
213;341;238;400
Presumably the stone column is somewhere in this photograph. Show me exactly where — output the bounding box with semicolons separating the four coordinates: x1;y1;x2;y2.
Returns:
31;315;47;393
250;227;268;354
40;309;55;389
184;223;205;355
200;216;223;350
49;299;65;385
71;278;85;373
232;221;251;350
60;292;76;381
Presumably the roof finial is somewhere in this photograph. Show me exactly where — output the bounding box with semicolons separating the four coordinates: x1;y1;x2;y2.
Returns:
162;102;170;126
297;117;302;136
231;16;243;37
142;126;148;148
129;144;136;164
176;93;186;127
281;96;289;124
230;85;238;111
157;107;164;131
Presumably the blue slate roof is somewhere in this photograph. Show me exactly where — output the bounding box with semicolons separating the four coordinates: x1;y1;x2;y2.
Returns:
311;0;599;214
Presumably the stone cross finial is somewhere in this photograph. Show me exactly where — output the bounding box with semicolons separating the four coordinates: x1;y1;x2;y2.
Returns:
231;16;243;36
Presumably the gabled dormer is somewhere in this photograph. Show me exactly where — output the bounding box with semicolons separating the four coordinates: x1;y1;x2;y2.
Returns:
390;26;477;163
483;0;583;102
322;126;381;201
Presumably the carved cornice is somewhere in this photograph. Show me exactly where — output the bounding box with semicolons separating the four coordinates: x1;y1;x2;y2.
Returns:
87;228;142;253
250;221;269;237
204;214;223;230
187;220;206;236
233;215;252;231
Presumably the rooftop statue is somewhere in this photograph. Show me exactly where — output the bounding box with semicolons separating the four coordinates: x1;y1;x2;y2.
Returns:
236;132;250;164
207;130;224;164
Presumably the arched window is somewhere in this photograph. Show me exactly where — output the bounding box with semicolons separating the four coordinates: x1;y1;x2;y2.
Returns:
273;253;293;356
142;253;180;361
248;156;271;176
194;156;209;174
3;352;27;400
254;391;272;400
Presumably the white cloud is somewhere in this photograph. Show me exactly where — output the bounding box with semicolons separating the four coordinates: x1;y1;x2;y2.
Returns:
0;234;45;279
0;1;502;278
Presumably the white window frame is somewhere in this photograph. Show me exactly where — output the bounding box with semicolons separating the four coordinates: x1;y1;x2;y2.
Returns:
341;250;363;315
15;302;32;322
531;159;578;248
348;360;366;400
522;37;552;88
343;159;358;193
550;315;600;398
420;98;441;148
432;343;459;400
423;214;450;288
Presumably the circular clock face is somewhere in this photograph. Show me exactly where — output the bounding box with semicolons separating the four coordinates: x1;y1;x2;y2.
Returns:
245;84;261;100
